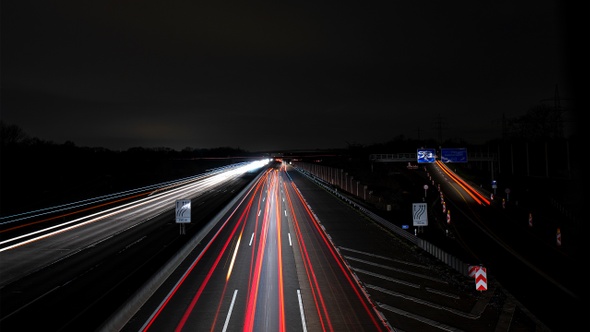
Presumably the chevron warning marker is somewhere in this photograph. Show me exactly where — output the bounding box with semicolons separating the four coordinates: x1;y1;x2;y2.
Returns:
468;265;479;278
475;267;488;291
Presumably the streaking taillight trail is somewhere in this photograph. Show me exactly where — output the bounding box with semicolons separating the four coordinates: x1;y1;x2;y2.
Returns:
139;166;389;332
285;178;388;332
436;160;491;206
243;169;287;332
140;172;263;332
283;180;333;332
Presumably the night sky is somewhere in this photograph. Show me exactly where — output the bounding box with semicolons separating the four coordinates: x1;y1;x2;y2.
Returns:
1;0;586;152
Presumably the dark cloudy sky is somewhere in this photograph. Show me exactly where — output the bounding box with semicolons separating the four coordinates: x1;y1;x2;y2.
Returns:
1;0;586;152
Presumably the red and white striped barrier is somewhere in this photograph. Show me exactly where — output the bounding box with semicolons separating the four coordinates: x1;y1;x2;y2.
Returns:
475;267;488;291
469;265;488;291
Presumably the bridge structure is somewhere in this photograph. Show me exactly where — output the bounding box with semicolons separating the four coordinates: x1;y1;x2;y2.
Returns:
369;152;496;163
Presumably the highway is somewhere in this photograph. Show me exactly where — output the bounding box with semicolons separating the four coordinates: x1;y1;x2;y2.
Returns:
116;163;387;331
0;160;388;332
0;158;586;331
0;161;269;331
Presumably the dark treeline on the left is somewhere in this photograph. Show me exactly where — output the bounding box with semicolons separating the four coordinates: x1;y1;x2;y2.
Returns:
0;121;259;216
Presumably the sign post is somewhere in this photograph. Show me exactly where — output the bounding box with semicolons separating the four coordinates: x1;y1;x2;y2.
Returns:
176;199;191;235
412;203;428;234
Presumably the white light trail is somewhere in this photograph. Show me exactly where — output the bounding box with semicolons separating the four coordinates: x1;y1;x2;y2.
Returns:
1;160;270;251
